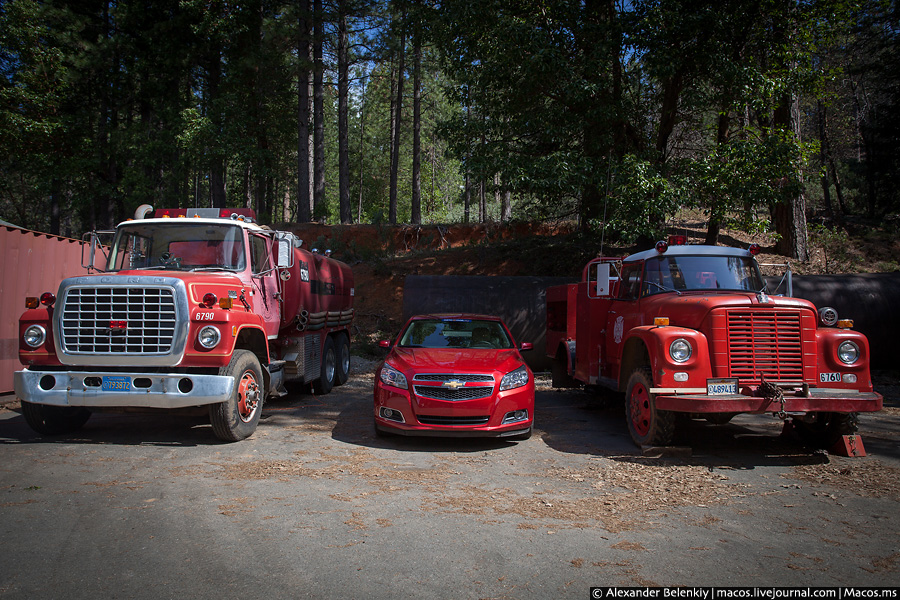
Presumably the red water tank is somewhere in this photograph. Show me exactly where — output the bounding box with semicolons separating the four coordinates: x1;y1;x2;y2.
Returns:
280;247;354;332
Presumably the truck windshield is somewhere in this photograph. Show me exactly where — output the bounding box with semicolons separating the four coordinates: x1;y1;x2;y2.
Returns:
641;254;764;296
399;319;513;349
106;223;246;272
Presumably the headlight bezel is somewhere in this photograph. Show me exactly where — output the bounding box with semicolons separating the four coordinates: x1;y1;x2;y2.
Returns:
837;340;860;365
669;338;692;363
499;365;530;392
198;325;221;349
23;325;47;349
379;363;408;389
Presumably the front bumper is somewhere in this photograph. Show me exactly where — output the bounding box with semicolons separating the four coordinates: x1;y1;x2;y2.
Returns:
374;381;534;438
653;388;883;414
14;369;234;409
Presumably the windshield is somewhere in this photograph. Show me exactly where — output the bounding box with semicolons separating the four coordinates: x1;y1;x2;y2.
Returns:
640;254;764;296
399;319;513;349
106;223;247;272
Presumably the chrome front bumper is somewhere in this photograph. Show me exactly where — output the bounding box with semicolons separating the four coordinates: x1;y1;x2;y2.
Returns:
14;369;234;409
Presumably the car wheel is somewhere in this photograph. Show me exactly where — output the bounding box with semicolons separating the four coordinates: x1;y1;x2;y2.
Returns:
20;401;91;435
210;350;264;442
313;335;336;395
625;367;675;447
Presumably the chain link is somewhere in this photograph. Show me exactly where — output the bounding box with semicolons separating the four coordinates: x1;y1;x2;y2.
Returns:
760;377;786;419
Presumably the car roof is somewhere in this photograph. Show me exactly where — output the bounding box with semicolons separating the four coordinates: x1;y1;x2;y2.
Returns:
625;244;752;263
409;313;503;322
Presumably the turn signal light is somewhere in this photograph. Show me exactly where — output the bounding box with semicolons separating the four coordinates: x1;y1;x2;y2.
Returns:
219;297;233;309
25;297;39;309
837;319;854;329
654;317;670;327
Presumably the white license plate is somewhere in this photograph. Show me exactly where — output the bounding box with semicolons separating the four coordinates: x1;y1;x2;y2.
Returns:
707;378;738;396
102;376;131;391
820;372;842;383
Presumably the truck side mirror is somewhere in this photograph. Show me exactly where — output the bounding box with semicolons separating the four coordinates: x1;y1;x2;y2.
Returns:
275;232;296;269
81;231;114;271
589;262;613;298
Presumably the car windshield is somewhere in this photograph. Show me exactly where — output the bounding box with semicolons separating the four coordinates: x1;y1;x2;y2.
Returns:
640;254;765;296
398;319;513;349
106;223;247;272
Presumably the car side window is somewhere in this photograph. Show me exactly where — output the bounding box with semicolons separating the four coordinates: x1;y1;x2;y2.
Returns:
250;234;272;276
618;264;642;300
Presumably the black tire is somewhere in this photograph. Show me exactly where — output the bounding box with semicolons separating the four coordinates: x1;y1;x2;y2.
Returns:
625;367;675;447
792;412;859;449
20;401;91;435
313;335;336;395
210;350;264;442
508;427;532;441
334;333;350;386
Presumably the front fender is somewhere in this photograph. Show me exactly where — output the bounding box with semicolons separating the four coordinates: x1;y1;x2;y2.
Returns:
624;325;712;388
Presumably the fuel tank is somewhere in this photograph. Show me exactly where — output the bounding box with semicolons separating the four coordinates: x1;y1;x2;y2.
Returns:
280;247;354;331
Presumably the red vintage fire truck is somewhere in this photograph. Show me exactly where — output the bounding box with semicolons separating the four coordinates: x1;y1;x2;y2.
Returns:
546;237;883;448
15;206;354;441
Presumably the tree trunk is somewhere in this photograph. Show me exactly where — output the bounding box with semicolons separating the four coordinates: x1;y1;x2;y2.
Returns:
411;34;422;225
296;0;312;222
337;4;351;224
389;20;406;225
313;0;325;216
773;94;809;261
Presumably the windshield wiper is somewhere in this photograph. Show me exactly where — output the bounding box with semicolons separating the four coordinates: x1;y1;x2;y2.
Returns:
646;281;683;296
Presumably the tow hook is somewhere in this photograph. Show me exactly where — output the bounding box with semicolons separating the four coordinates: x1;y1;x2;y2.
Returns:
760;377;786;419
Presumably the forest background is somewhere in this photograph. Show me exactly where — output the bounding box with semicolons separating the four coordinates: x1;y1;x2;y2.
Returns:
1;0;898;263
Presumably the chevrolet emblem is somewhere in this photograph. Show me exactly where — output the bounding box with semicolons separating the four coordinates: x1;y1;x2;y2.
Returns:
442;380;465;390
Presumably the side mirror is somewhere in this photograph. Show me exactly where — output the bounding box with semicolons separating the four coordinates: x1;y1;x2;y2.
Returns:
520;342;534;352
275;231;296;269
81;231;114;271
378;340;391;349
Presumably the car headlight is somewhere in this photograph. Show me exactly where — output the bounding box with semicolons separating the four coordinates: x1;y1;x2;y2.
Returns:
23;325;47;348
379;364;408;389
669;338;692;363
499;365;529;392
198;325;221;349
838;341;859;365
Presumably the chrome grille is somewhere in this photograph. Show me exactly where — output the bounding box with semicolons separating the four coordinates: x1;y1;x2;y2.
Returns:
413;373;494;383
60;286;178;354
413;386;494;401
726;309;803;382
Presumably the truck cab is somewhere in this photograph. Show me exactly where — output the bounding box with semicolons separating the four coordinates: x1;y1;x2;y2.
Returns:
547;237;882;447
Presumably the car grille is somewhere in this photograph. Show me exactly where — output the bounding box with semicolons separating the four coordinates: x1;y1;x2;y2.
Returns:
416;415;490;426
412;373;495;401
59;286;178;354
725;309;804;382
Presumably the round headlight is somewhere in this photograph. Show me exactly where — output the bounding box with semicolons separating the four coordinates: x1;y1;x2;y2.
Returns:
818;307;838;327
24;325;47;348
669;338;692;363
198;325;221;349
837;341;859;365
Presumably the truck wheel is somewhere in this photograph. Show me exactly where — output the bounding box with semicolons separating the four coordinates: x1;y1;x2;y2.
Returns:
334;333;350;386
792;412;859;448
551;348;577;388
20;401;91;435
313;335;336;395
210;350;264;442
625;367;675;447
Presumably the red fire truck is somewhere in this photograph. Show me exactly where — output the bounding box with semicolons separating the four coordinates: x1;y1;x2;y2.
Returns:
15;206;354;441
546;237;883;448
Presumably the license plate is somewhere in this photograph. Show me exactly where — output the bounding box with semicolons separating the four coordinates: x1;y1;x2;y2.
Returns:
707;378;738;396
820;372;841;383
102;376;131;391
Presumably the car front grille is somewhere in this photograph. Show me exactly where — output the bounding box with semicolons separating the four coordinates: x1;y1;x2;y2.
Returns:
725;309;804;382
412;373;495;401
59;286;178;355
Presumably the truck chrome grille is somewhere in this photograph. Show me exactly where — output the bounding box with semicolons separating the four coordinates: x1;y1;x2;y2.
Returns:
726;309;803;382
60;287;178;354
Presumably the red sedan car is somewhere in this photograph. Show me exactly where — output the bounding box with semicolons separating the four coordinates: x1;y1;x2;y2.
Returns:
374;314;534;439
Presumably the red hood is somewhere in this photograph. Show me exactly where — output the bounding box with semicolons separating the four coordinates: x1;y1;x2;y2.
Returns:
387;347;526;376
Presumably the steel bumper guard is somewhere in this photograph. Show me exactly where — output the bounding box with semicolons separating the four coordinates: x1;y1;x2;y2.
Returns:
14;369;235;409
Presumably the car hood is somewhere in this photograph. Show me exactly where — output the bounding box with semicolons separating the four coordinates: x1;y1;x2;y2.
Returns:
386;347;526;376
